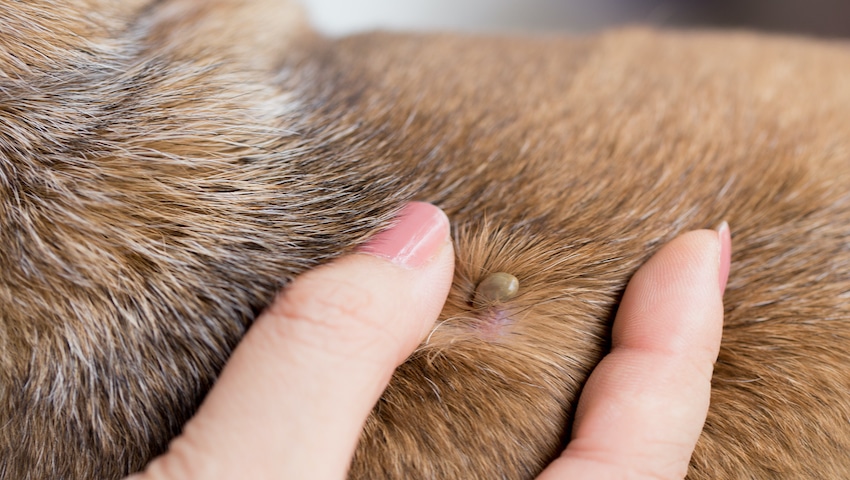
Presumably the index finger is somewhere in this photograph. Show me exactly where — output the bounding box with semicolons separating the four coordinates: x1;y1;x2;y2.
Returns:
539;226;730;479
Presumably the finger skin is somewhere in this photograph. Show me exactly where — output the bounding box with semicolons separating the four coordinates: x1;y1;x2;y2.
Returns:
538;229;727;480
130;224;454;479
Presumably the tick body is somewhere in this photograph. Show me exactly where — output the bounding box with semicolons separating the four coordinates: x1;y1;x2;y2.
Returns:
473;272;520;308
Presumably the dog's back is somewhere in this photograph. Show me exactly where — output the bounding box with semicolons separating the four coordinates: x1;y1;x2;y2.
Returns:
3;1;850;479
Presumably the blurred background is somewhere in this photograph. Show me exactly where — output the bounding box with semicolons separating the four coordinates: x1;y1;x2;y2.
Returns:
300;0;850;38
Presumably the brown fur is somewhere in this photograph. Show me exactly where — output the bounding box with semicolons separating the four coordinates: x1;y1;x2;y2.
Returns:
2;1;850;479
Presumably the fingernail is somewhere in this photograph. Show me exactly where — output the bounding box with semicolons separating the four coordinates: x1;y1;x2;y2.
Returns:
359;202;450;268
716;221;731;294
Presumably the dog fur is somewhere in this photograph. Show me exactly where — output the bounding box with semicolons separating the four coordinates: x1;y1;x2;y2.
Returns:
2;1;850;478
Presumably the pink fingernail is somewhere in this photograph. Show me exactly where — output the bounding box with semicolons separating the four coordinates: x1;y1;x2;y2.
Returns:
716;221;732;294
359;202;450;268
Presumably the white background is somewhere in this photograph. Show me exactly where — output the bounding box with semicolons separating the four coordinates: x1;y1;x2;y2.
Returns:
298;0;850;38
299;0;664;36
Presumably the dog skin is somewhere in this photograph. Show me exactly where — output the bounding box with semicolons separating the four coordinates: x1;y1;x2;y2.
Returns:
2;1;850;478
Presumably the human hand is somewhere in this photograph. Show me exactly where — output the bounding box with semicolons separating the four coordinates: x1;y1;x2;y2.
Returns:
128;203;730;480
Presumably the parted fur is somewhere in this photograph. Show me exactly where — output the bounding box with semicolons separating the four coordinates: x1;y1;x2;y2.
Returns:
2;1;850;479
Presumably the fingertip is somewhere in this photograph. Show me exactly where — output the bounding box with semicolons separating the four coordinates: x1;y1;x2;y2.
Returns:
614;228;724;359
358;202;451;269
